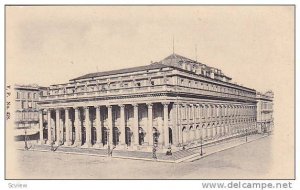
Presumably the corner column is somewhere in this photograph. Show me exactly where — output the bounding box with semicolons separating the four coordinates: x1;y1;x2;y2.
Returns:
65;107;71;146
163;102;169;147
119;104;126;145
147;103;153;146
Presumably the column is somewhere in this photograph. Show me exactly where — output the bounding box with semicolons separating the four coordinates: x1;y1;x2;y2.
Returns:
75;107;81;146
39;109;44;144
95;106;102;146
178;104;182;145
133;104;139;146
119;104;126;145
47;109;52;144
84;107;91;147
172;103;179;145
147;103;153;146
65;108;71;146
55;109;61;145
163;102;169;147
107;105;113;146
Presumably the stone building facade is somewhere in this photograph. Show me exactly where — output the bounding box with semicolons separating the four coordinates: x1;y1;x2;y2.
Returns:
37;54;258;151
256;91;274;134
14;84;46;130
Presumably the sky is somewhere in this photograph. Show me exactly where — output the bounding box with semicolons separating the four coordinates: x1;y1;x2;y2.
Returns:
6;6;294;92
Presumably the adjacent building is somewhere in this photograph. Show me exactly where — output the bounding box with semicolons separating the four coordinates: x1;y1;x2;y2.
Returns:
256;91;274;133
37;53;261;151
14;84;47;139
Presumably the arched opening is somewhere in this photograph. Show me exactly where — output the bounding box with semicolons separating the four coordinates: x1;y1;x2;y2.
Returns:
201;124;206;140
82;127;86;145
112;127;119;146
72;126;75;144
91;127;97;145
168;128;173;144
195;125;200;140
102;127;108;145
189;125;194;142
125;127;132;146
182;126;187;144
153;127;160;146
138;127;145;145
212;124;215;138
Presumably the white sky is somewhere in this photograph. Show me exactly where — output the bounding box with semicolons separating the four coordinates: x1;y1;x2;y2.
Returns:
6;6;294;93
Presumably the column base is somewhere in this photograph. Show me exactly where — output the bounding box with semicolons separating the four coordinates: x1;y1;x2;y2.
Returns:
75;141;82;147
81;143;92;148
65;141;72;146
93;142;104;148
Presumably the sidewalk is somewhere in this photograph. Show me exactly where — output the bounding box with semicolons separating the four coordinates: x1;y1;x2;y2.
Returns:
17;133;270;163
185;133;270;162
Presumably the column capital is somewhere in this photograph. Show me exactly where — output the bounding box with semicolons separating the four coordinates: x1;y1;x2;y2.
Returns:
74;106;80;110
83;106;90;109
146;103;153;108
119;104;125;108
162;102;170;107
106;105;112;109
65;107;72;110
132;103;138;107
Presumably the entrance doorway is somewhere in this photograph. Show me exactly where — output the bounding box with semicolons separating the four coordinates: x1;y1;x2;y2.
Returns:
113;127;120;146
153;127;160;146
125;127;132;146
168;128;173;144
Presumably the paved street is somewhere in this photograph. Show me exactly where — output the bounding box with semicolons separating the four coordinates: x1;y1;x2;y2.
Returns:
12;135;273;179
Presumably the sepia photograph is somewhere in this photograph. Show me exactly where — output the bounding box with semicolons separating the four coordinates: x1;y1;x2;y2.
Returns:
4;5;295;181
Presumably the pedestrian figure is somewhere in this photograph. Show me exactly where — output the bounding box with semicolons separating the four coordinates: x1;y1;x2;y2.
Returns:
50;141;59;151
24;130;32;150
109;146;116;157
166;146;172;156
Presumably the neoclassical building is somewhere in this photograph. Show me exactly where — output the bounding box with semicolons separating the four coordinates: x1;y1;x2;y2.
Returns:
37;54;258;151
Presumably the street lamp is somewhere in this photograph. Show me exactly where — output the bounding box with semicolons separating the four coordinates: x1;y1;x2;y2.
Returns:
245;129;248;142
200;136;203;156
24;129;29;150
